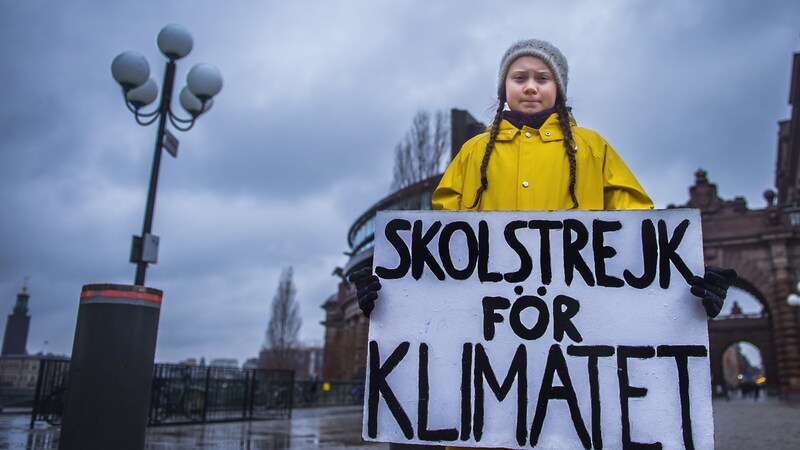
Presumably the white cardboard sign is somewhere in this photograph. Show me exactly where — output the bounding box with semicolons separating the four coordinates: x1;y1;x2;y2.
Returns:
363;209;712;449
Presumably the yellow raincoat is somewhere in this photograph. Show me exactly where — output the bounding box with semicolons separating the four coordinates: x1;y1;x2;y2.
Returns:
434;113;652;450
432;114;653;211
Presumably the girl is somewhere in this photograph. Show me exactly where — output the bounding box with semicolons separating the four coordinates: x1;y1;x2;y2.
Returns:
431;39;653;212
353;38;734;318
349;39;735;449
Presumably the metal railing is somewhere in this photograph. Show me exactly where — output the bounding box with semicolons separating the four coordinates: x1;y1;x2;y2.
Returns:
148;364;295;425
30;360;365;428
30;359;70;428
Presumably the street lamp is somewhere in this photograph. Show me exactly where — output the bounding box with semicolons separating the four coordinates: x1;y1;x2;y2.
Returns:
784;202;800;227
111;24;222;286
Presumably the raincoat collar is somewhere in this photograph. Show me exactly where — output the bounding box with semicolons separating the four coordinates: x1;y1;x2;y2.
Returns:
493;112;576;142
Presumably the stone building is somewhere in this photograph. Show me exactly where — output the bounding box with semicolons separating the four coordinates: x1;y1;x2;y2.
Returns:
259;346;324;381
0;356;39;391
678;50;800;398
2;282;31;357
321;175;443;380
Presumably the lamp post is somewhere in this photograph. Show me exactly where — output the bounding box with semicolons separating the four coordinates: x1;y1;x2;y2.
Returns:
57;25;222;450
111;23;222;286
784;201;800;227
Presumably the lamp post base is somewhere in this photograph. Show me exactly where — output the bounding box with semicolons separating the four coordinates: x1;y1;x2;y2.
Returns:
58;284;162;450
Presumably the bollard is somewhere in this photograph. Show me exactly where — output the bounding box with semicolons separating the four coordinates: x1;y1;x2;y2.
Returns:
59;284;162;450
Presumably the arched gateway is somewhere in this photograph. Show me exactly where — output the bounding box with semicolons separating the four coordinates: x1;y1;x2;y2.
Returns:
674;166;800;398
674;51;800;398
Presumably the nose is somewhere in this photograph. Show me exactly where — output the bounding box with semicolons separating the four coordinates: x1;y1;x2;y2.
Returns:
523;81;537;94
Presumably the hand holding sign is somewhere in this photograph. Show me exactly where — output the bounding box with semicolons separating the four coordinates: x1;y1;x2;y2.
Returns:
689;266;738;318
352;258;737;321
349;267;381;318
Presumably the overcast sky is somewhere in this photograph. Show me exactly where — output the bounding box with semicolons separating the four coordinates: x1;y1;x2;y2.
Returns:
1;0;798;365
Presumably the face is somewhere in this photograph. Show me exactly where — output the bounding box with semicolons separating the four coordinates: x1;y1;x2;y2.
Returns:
504;56;558;114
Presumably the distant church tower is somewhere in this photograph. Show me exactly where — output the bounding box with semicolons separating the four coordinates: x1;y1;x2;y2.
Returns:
2;280;31;356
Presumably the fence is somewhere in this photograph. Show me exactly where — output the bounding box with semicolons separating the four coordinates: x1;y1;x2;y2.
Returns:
30;358;71;427
148;364;294;425
30;359;363;428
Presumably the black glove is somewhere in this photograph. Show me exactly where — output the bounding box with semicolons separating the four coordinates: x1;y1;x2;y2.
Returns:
348;267;381;318
689;266;737;318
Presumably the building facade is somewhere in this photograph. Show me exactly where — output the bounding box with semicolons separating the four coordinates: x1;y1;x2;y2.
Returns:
673;50;800;398
259;346;324;381
0;356;39;391
321;176;443;380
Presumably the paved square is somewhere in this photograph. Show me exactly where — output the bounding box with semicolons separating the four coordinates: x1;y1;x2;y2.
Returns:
3;397;799;449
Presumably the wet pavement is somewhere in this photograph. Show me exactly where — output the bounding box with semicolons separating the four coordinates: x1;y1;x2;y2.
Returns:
2;398;799;449
711;397;800;449
1;405;388;450
143;406;387;450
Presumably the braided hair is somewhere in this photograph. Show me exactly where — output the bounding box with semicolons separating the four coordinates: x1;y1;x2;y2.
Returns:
466;96;506;209
468;93;579;209
554;95;579;209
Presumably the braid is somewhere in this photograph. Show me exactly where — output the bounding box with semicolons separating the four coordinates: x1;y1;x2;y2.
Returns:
554;97;578;209
467;98;506;209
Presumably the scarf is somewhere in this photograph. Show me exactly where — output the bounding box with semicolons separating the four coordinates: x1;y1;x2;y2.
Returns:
502;107;557;130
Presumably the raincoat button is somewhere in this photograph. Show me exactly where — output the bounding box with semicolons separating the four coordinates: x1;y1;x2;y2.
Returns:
522;181;529;188
545;131;551;136
525;132;531;138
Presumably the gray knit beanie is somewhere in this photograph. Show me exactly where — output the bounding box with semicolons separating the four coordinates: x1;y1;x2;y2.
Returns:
497;39;569;100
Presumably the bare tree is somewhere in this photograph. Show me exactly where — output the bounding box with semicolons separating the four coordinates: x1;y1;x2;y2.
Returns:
392;110;450;190
264;267;302;370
